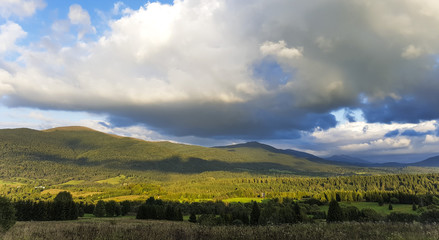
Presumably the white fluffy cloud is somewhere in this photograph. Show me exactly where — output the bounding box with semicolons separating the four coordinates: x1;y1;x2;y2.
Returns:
301;119;439;161
0;0;45;18
260;41;303;59
68;4;95;39
0;21;26;53
68;4;91;26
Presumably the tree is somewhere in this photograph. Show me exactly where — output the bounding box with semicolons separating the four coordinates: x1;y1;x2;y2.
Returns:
93;200;106;217
121;201;131;216
53;191;78;220
0;197;15;232
105;201;120;217
250;201;260;225
388;203;393;210
378;195;384;206
54;191;73;203
176;208;183;221
189;212;197;223
327;200;343;223
165;205;175;220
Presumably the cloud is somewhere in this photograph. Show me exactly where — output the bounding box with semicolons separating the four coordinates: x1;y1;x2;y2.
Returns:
1;0;439;142
401;45;423;59
68;4;95;39
0;0;45;19
340;137;411;152
260;41;303;59
0;21;27;53
296;119;439;161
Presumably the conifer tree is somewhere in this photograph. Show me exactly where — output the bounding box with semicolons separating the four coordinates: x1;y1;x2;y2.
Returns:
327;200;343;223
250;201;260;225
189;212;197;223
121;201;131;216
176;208;183;221
93;200;106;217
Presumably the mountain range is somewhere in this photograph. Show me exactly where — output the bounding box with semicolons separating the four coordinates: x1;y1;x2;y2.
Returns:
0;126;438;178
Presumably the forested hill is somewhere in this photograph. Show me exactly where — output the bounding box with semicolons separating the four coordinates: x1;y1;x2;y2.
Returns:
0;126;350;176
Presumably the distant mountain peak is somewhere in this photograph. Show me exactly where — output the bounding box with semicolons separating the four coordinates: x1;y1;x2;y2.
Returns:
216;141;278;151
326;155;371;164
413;155;439;167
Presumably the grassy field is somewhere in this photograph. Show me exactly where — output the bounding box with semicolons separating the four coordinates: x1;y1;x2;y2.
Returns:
222;197;263;203
96;175;128;185
2;219;439;240
320;202;417;215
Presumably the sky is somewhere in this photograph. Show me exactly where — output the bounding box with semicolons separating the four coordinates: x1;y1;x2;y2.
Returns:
1;0;439;163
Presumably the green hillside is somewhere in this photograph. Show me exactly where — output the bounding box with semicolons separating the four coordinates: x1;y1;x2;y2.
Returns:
2;126;433;202
0;126;349;175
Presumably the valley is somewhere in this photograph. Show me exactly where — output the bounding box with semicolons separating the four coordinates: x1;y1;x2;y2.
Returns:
1;126;439;203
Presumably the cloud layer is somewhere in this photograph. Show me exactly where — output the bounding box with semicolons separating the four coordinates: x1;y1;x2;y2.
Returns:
1;0;439;145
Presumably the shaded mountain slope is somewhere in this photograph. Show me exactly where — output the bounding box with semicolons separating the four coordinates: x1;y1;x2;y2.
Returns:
0;127;348;176
413;156;439;167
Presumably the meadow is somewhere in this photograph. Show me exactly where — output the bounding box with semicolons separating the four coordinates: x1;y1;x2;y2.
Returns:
2;218;439;240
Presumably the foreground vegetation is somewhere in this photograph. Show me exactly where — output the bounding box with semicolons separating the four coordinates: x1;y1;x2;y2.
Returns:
2;219;439;240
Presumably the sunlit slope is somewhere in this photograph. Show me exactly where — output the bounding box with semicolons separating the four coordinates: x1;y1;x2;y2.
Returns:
0;126;345;175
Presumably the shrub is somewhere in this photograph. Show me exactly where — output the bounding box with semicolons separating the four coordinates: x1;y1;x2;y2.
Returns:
342;206;360;221
197;214;223;226
359;208;382;222
420;210;439;223
188;212;197;223
387;212;418;222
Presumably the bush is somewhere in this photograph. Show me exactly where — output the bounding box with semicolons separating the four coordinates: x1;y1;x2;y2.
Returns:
342;206;360;221
304;198;324;206
387;212;418;222
188;212;197;223
420;210;439;223
359;208;382;222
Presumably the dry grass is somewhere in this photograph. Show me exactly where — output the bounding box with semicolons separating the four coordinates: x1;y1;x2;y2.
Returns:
1;219;439;240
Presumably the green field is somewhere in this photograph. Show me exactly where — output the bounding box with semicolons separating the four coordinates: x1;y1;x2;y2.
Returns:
96;175;128;185
222;197;263;203
320;202;417;215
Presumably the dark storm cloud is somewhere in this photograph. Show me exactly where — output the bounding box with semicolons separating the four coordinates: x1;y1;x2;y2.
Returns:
106;99;336;139
362;96;439;124
1;0;439;141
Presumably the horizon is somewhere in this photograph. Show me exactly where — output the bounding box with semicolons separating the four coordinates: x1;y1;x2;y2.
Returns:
1;0;439;163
